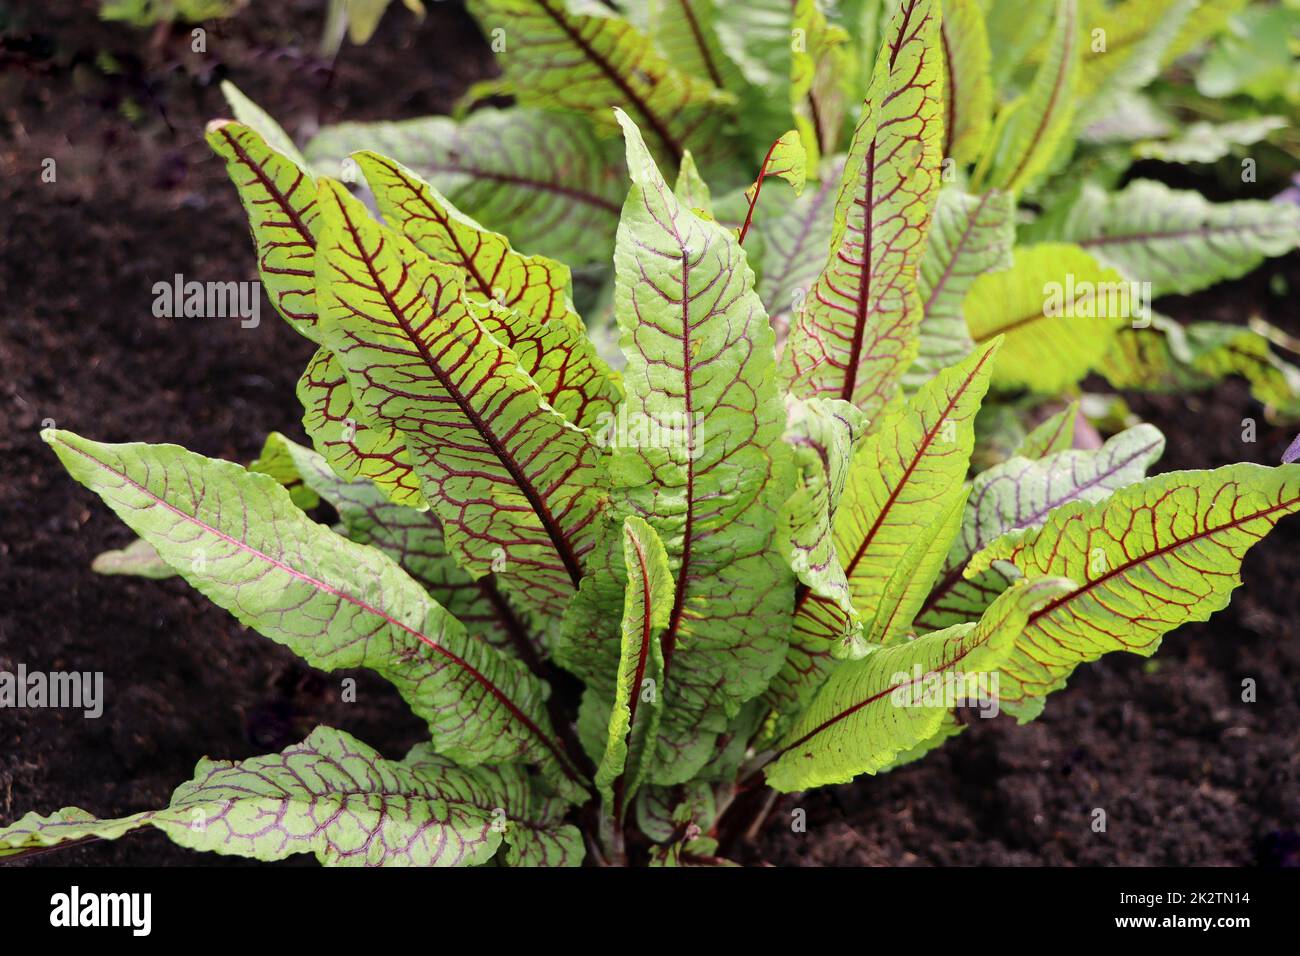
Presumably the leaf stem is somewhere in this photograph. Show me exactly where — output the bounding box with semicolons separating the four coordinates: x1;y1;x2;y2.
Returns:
737;135;786;246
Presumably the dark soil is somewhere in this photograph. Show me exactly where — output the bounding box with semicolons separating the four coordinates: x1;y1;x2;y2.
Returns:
1;1;1297;867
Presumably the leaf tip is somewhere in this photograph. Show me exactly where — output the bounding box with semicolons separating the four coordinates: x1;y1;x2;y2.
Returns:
613;110;660;186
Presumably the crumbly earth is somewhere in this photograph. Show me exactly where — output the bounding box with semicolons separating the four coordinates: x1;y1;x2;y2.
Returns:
1;1;1296;866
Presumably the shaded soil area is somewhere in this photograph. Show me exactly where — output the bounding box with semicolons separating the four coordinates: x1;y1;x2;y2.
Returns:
1;1;1297;866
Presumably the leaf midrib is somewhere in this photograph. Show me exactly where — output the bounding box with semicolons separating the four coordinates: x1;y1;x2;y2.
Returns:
1076;218;1300;250
335;202;585;589
535;0;685;163
839;0;920;403
367;155;497;301
676;0;725;89
661;218;698;678
219;125;316;248
920;191;998;318
841;347;993;585
1024;490;1300;627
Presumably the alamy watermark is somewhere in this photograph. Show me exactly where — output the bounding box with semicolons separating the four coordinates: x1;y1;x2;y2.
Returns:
50;886;150;936
152;274;261;328
1043;275;1152;328
890;665;1000;718
0;663;103;718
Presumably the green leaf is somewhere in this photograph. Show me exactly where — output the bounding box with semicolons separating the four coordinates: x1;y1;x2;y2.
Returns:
297;348;426;507
1133;116;1288;165
1100;318;1300;423
341;0;425;46
43;430;582;793
712;0;802;150
910;188;1015;383
354;152;626;431
313;180;607;620
635;781;716;844
499;790;585;867
914;423;1165;631
206;127;430;509
594;516;673;818
831;341;1000;651
866;488;968;645
975;0;1080;196
781;0;945;419
982;0;1053;92
102;0;244;25
1073;0;1196;128
768;344;997;720
1196;2;1300;102
695;699;766;782
781;396;868;624
407;741;585;866
962;243;1131;393
737;131;808;248
1025;179;1300;297
765;590;844;726
769;396;868;722
939;0;994;166
755;157;841;338
765;577;1075;791
966;463;1300;718
219;81;308;170
564;113;795;786
464;0;733;168
710;0;793;91
90;431;402;584
474;298;624;431
1014;401;1080;459
648;839;736;866
247;429;322;510
1079;90;1174;145
206;121;321;339
1163;0;1249;65
254;432;536;659
303;108;625;265
638;0;744;97
755;129;807;198
0;727;572;867
674;150;715;216
91;537;174;579
353;150;582;328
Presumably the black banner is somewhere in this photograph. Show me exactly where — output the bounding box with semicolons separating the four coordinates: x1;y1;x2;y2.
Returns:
0;865;1290;942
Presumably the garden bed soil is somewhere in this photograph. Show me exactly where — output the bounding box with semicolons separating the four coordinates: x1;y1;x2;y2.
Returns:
1;1;1297;866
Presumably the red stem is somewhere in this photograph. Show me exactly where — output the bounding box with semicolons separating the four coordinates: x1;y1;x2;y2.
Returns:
737;136;786;246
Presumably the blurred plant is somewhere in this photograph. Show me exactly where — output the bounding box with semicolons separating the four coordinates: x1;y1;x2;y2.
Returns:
99;0;246;26
320;0;426;57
